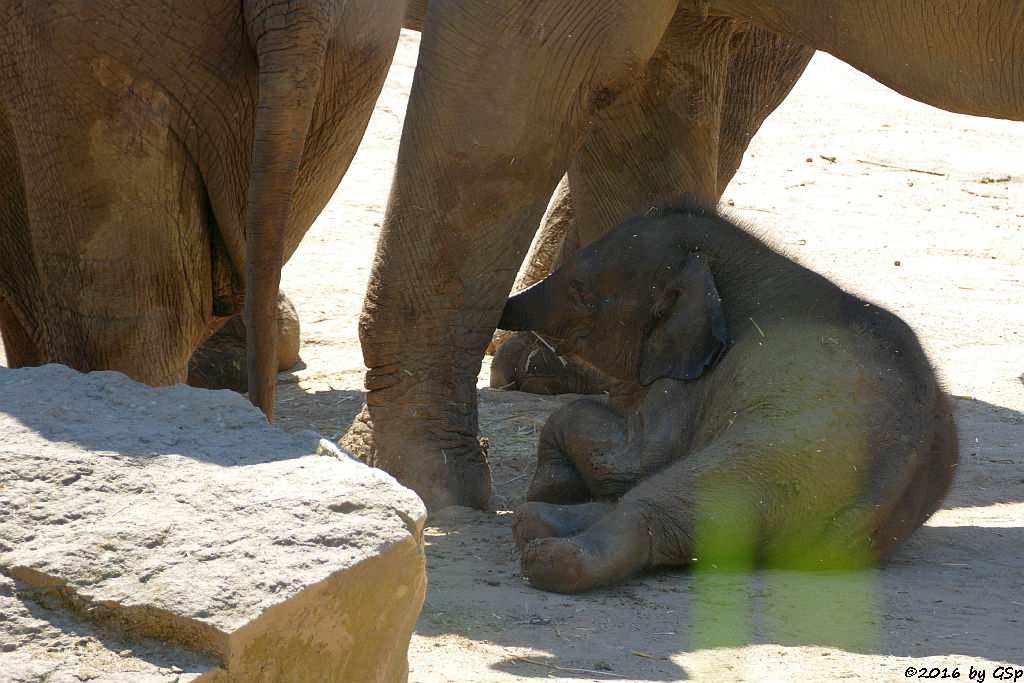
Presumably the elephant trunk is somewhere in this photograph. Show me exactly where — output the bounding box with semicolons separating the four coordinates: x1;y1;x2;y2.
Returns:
496;292;528;332
498;281;550;333
243;1;335;421
498;268;585;341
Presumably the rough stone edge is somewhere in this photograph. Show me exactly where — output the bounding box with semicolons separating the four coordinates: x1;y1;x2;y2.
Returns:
195;531;426;683
2;438;427;679
1;565;231;663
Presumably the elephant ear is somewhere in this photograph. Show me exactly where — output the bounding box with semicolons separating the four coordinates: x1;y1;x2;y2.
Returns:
638;253;728;385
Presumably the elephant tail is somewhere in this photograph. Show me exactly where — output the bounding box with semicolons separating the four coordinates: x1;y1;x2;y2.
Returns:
242;1;335;420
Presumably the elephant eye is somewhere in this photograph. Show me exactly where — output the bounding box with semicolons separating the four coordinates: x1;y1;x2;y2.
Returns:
569;279;599;316
651;287;682;320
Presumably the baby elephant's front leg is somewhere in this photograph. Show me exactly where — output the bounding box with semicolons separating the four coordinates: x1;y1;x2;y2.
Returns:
527;397;636;504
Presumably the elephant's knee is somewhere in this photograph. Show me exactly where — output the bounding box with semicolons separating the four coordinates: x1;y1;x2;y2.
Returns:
527;398;630;503
528;438;589;504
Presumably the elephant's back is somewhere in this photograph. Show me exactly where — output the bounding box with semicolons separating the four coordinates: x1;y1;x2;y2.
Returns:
685;314;956;563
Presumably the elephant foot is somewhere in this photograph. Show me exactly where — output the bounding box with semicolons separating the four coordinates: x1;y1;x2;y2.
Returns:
341;404;492;511
511;501;611;550
489;331;616;395
519;509;647;593
520;534;636;594
187;291;301;392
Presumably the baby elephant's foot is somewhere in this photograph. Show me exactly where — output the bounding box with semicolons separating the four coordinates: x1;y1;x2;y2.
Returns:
512;501;611;550
521;537;594;593
520;516;646;593
521;536;625;594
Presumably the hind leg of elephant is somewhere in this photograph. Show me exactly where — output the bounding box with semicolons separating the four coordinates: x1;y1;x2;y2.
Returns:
0;297;40;368
0;98;36;368
526;395;642;505
15;112;211;384
715;27;813;187
344;0;681;509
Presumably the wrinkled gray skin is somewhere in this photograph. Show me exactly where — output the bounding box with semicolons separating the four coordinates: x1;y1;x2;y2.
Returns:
497;203;959;593
344;4;814;508
0;0;405;421
489;27;813;396
349;0;1022;511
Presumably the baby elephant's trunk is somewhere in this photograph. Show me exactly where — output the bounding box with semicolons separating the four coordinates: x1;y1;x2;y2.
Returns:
497;283;546;332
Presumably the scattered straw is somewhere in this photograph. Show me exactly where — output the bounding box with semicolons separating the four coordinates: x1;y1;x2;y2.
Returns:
856;159;945;176
511;656;627;678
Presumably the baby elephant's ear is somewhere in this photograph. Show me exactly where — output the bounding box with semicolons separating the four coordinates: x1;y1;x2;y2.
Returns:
638;253;728;385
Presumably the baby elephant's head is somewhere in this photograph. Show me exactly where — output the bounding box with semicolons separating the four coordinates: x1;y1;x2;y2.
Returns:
498;214;728;385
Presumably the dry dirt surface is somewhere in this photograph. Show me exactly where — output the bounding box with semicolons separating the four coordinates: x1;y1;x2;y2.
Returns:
4;30;1024;682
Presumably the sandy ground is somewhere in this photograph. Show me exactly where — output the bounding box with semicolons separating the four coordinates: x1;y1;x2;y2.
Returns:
4;29;1024;682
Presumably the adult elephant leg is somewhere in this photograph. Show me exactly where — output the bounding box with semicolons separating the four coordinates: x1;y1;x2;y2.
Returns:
343;0;680;510
0;5;240;384
517;24;812;270
33;154;210;384
568;10;740;245
0;298;39;367
5;80;213;384
0;101;40;368
486;177;573;356
716;27;813;188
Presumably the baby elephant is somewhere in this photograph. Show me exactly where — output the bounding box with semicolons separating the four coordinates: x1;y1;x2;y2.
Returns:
497;201;958;594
